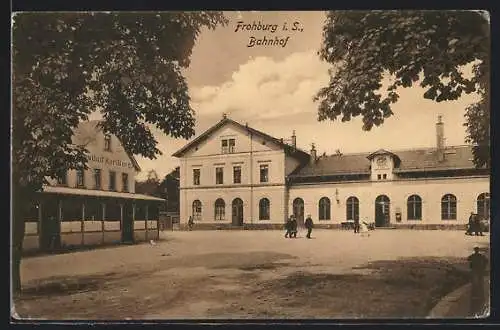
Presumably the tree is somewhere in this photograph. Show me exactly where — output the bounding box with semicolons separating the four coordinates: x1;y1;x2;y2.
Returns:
135;167;180;213
159;167;180;213
11;12;227;294
315;10;490;168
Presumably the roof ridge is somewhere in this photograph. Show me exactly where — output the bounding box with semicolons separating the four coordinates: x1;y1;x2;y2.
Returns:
319;145;472;158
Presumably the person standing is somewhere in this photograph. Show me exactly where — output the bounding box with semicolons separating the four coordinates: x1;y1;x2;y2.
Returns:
473;214;483;236
305;214;314;239
467;247;488;316
353;217;360;234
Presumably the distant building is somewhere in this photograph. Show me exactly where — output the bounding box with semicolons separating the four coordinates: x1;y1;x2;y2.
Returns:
172;115;489;230
23;121;165;252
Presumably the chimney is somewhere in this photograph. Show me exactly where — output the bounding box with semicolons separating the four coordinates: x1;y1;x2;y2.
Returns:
291;130;297;149
436;115;445;161
310;143;317;163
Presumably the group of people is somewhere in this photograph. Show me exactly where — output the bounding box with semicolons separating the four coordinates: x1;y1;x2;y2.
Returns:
466;212;485;236
352;217;373;236
284;214;314;239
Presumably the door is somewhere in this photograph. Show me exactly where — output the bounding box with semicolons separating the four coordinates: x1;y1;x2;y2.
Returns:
375;195;390;227
40;198;60;251
293;198;305;228
232;198;244;226
122;203;134;243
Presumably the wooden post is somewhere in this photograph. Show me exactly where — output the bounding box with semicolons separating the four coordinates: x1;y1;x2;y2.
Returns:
101;202;106;244
132;202;136;242
81;201;85;246
120;203;123;240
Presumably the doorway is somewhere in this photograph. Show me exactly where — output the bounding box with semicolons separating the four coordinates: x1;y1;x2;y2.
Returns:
293;198;305;228
232;198;244;226
40;198;61;251
122;203;134;243
375;195;390;227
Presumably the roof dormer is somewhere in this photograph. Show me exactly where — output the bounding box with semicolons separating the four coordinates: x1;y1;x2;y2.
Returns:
367;149;401;181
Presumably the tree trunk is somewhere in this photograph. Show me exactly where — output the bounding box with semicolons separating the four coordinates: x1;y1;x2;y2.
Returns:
12;185;28;295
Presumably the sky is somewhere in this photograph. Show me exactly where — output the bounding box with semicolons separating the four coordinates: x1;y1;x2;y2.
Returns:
91;11;480;180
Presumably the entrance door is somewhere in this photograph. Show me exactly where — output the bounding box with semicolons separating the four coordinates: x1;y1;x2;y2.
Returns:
293;198;305;228
122;203;134;243
232;198;244;226
375;195;390;227
40;198;60;251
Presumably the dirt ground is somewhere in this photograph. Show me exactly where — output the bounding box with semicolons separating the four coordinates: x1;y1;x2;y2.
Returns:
13;229;489;320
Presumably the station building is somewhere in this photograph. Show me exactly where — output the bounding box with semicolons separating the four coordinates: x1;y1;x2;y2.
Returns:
173;115;489;230
23;121;165;253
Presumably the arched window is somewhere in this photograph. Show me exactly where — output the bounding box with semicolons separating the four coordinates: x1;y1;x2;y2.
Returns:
441;194;457;220
346;196;359;221
259;198;270;220
318;197;331;220
407;195;422;220
477;193;490;220
214;198;225;220
192;200;202;221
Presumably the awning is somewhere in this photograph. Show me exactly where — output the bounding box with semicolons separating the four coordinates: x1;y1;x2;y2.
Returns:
40;185;166;202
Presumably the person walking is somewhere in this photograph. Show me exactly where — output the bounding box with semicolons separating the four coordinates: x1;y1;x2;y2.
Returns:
290;216;298;238
304;214;314;239
466;212;475;235
284;216;293;238
467;247;488;316
353;217;360;234
188;216;194;231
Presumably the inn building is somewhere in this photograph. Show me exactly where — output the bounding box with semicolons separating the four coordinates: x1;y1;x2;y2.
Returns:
173;115;490;230
23;121;165;253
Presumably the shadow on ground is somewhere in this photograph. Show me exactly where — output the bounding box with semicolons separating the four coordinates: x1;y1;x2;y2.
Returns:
208;256;473;318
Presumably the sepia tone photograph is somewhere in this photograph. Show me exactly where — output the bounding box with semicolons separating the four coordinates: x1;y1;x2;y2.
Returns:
11;10;490;321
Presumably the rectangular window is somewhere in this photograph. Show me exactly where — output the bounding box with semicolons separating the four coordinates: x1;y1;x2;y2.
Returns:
104;135;112;151
216;167;224;184
260;164;269;183
57;172;67;186
377;174;381;180
233;166;241;184
228;139;235;153
193;169;200;185
109;171;116;191
93;169;102;189
221;139;228;154
76;169;85;187
382;174;387;180
122;173;129;192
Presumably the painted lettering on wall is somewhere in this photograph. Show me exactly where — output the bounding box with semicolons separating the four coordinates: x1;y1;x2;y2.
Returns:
86;154;134;169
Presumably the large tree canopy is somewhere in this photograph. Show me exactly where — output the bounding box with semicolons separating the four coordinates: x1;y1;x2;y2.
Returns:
11;12;227;293
315;10;490;168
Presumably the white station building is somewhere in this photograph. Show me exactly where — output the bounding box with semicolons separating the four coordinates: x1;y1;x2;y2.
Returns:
172;115;490;230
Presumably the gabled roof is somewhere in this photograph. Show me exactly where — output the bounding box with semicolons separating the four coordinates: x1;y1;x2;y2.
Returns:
291;145;487;178
77;121;141;172
171;117;310;161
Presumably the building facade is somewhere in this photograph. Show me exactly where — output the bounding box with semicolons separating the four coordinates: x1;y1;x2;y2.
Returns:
23;121;165;253
173;115;490;230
